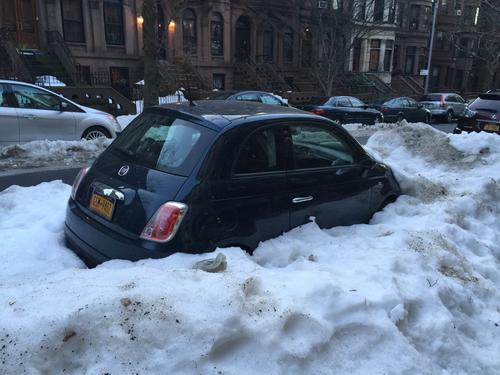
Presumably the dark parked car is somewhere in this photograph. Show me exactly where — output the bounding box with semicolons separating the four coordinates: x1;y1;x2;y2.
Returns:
206;90;288;106
65;101;400;266
302;96;383;125
369;97;431;123
454;93;500;135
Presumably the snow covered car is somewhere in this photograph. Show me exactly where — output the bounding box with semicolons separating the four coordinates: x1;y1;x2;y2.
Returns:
65;101;400;266
0;80;120;145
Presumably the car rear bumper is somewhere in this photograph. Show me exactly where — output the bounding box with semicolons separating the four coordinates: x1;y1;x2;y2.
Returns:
428;109;448;116
65;200;177;266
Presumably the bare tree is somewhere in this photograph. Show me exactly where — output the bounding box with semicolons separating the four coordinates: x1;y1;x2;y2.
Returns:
452;0;500;91
142;0;160;108
312;0;397;95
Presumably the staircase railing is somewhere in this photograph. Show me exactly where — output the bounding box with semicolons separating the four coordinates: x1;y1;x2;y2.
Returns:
0;28;33;81
46;30;78;84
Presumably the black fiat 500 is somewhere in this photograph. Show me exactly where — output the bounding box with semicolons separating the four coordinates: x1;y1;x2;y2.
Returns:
65;101;400;266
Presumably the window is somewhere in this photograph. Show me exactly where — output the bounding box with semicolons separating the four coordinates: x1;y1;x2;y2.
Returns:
373;0;385;22
405;46;416;74
0;86;15;107
263;24;274;62
355;0;366;21
369;39;381;72
11;84;61;110
236;93;260;102
409;5;420;30
213;74;225;90
260;94;282;106
103;0;124;45
234;128;285;174
418;47;427;71
210;12;223;56
463;6;477;25
61;0;85;43
349;97;365;107
384;40;394;72
290;125;354;170
283;27;294;63
111;113;214;176
397;3;406;27
423;6;431;30
336;97;352;107
183;9;197;55
352;38;362;72
388;0;396;23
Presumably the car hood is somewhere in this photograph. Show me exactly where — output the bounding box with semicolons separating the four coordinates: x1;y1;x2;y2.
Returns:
79;105;109;116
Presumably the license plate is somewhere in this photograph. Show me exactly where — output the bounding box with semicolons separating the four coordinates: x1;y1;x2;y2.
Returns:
484;123;500;132
89;193;115;221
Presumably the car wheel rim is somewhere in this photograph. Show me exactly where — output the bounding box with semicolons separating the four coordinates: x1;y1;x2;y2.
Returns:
85;130;106;140
447;112;453;122
375;117;381;124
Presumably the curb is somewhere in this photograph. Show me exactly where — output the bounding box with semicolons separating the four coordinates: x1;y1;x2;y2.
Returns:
0;166;83;192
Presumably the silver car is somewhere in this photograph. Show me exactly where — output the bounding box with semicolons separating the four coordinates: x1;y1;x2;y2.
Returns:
0;80;120;145
419;93;467;123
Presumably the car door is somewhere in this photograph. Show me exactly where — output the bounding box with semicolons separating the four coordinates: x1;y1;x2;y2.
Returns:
348;97;370;124
404;98;420;121
286;122;372;230
201;124;290;250
0;84;20;145
335;97;355;123
455;95;466;116
10;83;77;141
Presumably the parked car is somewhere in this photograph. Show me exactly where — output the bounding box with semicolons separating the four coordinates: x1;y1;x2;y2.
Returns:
65;101;400;266
0;79;120;145
454;92;500;135
369;97;431;123
206;90;288;106
419;93;466;123
302;96;383;125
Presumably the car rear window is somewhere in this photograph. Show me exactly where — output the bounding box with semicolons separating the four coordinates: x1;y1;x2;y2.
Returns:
469;96;500;113
420;94;442;101
110;112;215;176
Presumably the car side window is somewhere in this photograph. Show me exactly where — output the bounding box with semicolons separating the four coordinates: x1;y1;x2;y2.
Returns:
337;98;351;107
11;84;61;110
407;98;418;107
259;94;282;106
445;95;456;103
236;93;260;102
290;125;354;170
234;127;285;174
0;85;16;108
399;98;410;107
349;97;365;107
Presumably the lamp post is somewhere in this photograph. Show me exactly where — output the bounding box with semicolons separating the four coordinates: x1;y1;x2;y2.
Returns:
424;0;439;94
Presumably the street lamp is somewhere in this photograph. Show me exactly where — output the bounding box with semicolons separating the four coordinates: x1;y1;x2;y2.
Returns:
424;0;439;94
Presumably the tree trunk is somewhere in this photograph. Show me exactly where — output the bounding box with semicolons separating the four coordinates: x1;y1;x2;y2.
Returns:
143;0;159;109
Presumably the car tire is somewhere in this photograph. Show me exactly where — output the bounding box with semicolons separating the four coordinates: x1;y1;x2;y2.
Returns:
445;110;453;123
373;115;382;125
397;114;404;123
425;113;431;124
82;126;111;140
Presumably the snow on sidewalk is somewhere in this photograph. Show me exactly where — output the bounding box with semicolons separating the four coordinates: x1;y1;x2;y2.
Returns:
0;124;499;374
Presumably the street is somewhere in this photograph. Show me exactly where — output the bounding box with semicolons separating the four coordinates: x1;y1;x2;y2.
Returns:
0;121;458;192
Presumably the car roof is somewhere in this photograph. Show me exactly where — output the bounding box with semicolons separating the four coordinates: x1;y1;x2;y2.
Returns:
156;100;318;130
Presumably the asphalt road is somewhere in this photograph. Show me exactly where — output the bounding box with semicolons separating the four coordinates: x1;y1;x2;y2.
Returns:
0;122;457;192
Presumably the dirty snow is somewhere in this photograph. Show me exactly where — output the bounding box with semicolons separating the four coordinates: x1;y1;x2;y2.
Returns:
0;138;111;171
0;124;499;374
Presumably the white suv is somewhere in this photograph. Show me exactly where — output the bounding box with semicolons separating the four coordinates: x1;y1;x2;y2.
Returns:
0;80;121;145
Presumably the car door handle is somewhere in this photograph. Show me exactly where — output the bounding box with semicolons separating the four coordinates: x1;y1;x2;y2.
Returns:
292;196;313;204
23;114;37;119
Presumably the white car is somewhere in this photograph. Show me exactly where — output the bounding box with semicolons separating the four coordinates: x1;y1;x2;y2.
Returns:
0;79;121;145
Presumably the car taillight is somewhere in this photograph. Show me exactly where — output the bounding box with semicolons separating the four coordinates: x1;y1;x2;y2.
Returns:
440;96;445;108
140;202;188;243
311;108;326;115
380;106;390;113
71;167;90;200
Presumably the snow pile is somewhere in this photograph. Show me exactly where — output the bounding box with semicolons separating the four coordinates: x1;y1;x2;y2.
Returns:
0;138;111;171
1;124;500;374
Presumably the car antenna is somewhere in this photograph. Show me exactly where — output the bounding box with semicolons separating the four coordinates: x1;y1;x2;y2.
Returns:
185;74;196;107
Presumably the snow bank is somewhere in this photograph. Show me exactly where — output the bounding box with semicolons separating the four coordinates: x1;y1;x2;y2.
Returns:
0;138;111;171
1;124;499;374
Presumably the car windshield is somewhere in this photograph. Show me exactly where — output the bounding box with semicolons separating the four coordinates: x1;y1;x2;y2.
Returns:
421;94;442;101
110;112;215;176
469;96;500;113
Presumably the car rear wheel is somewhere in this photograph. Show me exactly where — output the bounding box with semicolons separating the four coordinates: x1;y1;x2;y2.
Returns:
425;113;431;124
374;115;382;125
397;114;404;123
82;127;111;140
445;110;453;123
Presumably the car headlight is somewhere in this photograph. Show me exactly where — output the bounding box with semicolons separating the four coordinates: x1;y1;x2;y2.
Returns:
463;107;475;118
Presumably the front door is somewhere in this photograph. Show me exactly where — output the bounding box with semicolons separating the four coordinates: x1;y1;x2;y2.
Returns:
287;123;371;229
0;84;20;145
10;84;76;141
1;0;38;48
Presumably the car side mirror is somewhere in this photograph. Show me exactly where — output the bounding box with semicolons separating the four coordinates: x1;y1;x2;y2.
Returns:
60;101;69;111
418;104;423;109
